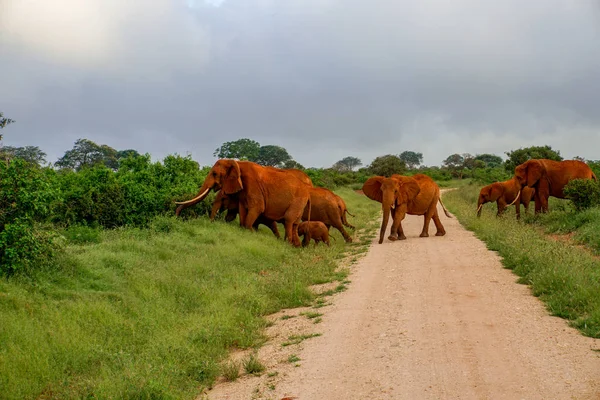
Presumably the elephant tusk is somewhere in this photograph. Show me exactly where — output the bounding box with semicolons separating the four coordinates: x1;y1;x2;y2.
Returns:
508;190;521;206
476;204;483;213
175;187;211;205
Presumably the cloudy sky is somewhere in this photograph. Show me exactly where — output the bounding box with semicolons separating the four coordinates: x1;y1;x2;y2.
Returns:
1;0;599;167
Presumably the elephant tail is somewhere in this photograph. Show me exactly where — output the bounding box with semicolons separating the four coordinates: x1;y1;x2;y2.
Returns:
345;209;355;218
593;173;597;182
438;197;452;218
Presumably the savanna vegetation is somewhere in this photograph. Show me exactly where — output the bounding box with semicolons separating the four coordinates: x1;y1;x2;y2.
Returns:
3;115;600;399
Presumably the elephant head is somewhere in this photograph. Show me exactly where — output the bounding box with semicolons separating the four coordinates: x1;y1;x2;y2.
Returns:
362;175;421;244
515;159;545;189
175;159;243;216
477;183;503;217
210;191;240;222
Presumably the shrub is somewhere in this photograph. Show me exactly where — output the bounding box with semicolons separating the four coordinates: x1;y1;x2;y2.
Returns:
563;179;600;211
0;160;62;274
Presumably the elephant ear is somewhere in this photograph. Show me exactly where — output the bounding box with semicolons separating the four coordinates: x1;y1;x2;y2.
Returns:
526;160;544;187
398;179;420;205
362;176;385;203
222;160;243;194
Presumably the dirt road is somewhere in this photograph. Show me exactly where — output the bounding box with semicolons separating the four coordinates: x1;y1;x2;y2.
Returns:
207;201;600;400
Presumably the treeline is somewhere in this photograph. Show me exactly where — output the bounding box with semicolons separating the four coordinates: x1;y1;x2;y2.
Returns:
2;123;600;274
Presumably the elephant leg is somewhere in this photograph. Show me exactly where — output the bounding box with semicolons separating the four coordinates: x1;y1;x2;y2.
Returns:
238;205;248;227
496;199;507;217
332;221;352;243
283;213;302;247
389;209;406;241
420;205;436;237
268;221;281;239
432;209;446;236
243;208;261;232
395;223;407;240
515;201;521;220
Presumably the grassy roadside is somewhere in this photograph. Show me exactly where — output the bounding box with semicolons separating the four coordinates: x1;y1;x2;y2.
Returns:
443;185;600;339
0;188;379;399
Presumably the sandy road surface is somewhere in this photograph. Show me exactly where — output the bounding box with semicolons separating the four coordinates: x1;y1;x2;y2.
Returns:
208;200;600;400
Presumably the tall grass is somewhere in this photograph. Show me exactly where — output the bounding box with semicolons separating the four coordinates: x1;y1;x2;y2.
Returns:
0;188;379;399
444;186;600;339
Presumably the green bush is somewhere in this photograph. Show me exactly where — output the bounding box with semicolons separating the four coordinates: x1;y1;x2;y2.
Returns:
564;179;600;211
0;160;62;274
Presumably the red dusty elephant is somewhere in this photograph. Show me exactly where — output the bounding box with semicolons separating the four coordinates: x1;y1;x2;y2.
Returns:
298;221;331;247
514;159;597;213
175;159;311;247
210;190;281;239
301;187;353;243
477;177;535;219
362;174;451;244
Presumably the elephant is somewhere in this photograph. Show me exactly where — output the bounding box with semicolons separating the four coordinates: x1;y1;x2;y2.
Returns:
335;195;355;230
362;174;451;244
209;190;281;239
301;187;353;243
476;177;535;219
514;159;597;213
298;221;331;247
175;159;311;247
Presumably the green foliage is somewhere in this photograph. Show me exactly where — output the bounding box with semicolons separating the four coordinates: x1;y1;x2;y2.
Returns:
304;168;371;188
55;138;123;171
53;154;208;228
399;151;423;169
0;189;379;399
471;166;511;184
563;179;600;211
445;186;600;338
62;225;103;245
586;160;600;178
0;145;47;166
0;159;62;274
332;156;362;172
283;160;305;169
213;138;261;160
367;154;406;177
416;166;452;181
474;153;503;168
255;145;292;167
504;145;563;173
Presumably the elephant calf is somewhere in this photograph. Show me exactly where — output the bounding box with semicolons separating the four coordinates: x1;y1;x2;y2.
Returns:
298;221;331;247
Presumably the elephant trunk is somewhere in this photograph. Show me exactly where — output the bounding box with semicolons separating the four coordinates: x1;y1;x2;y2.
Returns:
379;195;394;244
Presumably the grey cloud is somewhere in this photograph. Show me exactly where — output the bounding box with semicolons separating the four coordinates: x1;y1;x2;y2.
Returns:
1;0;600;168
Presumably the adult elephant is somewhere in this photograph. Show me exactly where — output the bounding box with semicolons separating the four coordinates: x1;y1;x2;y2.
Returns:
514;159;597;213
301;187;353;243
335;195;355;230
477;177;535;219
362;174;451;244
175;159;310;247
209;190;281;239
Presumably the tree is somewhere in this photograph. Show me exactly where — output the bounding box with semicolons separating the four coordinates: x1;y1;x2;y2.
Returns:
368;155;406;177
283;159;305;170
255;145;292;167
55;139;120;171
0;146;47;166
443;153;465;178
0;112;15;141
332;156;362;172
474;153;503;168
399;151;423;170
117;149;141;160
213;138;261;160
504;145;563;173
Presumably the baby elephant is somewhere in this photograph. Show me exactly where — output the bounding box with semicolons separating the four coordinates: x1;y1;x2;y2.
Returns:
298;221;331;247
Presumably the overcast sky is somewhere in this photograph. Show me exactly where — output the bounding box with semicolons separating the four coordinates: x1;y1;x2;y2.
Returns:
1;0;600;168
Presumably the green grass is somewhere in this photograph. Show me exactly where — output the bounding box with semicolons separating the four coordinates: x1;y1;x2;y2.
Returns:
242;354;265;375
281;333;322;347
287;354;300;363
0;188;379;399
444;185;600;338
221;360;241;382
